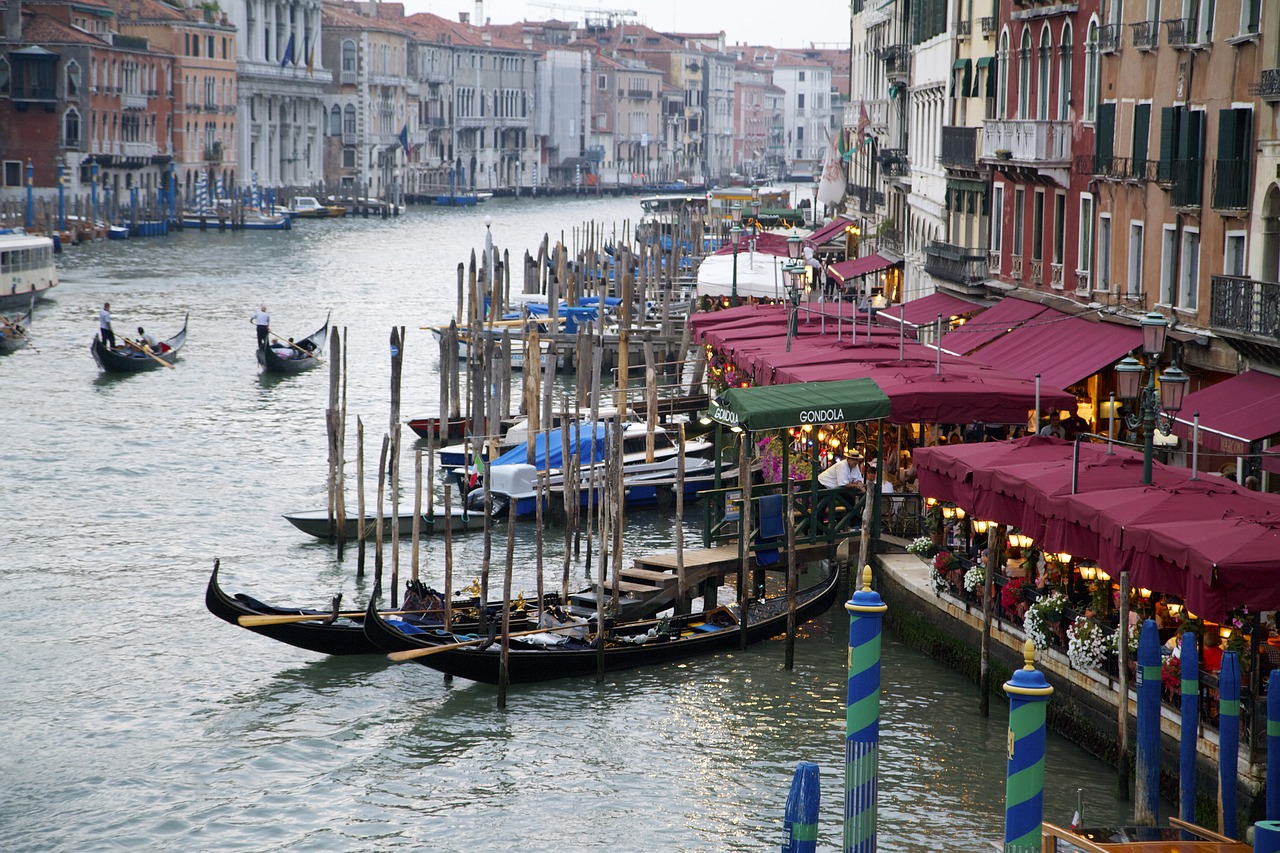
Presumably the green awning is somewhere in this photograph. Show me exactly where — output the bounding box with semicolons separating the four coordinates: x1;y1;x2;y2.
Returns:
975;56;997;98
951;58;972;98
710;379;890;432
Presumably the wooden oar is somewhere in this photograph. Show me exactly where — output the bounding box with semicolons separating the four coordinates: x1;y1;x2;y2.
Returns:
269;331;320;360
387;620;592;662
238;607;444;627
1;316;37;353
121;337;174;369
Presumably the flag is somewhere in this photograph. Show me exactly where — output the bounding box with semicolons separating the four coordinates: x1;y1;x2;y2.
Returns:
857;103;871;148
398;124;412;158
1069;810;1080;832
306;40;315;77
280;33;295;68
816;130;846;209
837;129;850;163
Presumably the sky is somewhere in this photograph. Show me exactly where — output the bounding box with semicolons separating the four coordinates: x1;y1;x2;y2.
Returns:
401;0;851;51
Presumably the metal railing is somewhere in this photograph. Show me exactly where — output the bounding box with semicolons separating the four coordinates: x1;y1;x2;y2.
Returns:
982;119;1072;165
880;44;910;80
957;19;971;37
1210;275;1280;342
1167;158;1203;207
1099;23;1122;53
940;126;979;168
980;16;996;34
701;481;865;550
924;241;988;285
1165;17;1197;48
1212;159;1251;211
1131;20;1159;50
1253;68;1280;102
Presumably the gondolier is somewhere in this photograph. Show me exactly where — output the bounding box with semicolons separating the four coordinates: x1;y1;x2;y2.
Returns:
99;302;116;349
252;304;270;347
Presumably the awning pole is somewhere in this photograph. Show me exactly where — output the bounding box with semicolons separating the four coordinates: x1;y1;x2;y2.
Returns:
1106;391;1116;454
898;314;905;360
935;314;942;376
1190;413;1200;481
1033;374;1041;432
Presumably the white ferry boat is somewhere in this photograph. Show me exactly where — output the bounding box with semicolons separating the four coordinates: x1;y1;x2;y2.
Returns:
0;228;58;312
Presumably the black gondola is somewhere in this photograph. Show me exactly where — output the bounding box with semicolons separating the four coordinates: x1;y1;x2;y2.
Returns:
364;563;841;684
0;299;33;355
205;560;548;656
92;314;188;373
257;311;329;374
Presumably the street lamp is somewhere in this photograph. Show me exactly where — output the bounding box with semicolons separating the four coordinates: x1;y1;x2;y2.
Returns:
1113;311;1189;484
784;261;806;352
729;208;743;308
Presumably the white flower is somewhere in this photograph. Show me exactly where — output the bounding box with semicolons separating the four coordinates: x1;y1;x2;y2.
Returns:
907;536;934;556
1024;590;1066;649
1067;615;1107;671
928;567;949;596
963;564;986;593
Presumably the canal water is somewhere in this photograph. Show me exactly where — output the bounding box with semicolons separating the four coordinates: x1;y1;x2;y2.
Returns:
2;195;1146;851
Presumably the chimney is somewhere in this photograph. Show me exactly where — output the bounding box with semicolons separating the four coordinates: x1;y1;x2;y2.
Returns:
474;1;482;28
3;0;22;41
459;11;469;24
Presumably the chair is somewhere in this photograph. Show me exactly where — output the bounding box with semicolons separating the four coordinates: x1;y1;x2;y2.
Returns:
887;492;923;537
754;493;785;567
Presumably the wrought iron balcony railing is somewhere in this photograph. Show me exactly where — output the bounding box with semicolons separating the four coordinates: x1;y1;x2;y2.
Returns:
1210;275;1280;342
1131;20;1159;50
880;45;910;80
1212;159;1251;211
1165;17;1197;49
1251;68;1280;102
941;126;980;168
924;241;988;285
980;16;996;35
1099;23;1122;53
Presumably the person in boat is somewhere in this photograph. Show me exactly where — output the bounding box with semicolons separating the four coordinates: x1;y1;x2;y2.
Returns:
136;326;159;350
251;304;270;348
99;302;116;349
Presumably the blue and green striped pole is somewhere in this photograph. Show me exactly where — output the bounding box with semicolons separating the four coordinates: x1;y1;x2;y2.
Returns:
1135;618;1161;825
1003;638;1054;852
782;761;820;852
1219;650;1241;838
845;565;887;853
1267;670;1280;820
1179;632;1200;826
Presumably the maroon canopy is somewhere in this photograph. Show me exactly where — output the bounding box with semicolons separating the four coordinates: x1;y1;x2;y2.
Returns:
935;297;1050;356
1170;370;1280;455
966;314;1142;391
878;291;985;328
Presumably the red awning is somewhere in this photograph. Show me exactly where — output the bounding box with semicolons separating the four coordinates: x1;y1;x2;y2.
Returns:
1265;449;1280;476
934;296;1050;355
828;253;896;284
965;313;1142;391
878;291;986;328
805;216;857;248
1171;370;1280;455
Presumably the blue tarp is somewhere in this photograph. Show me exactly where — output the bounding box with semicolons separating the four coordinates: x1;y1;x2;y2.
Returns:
489;423;609;471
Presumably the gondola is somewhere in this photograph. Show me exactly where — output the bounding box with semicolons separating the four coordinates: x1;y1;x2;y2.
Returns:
204;560;548;656
282;506;490;540
92;314;188;373
364;562;841;684
0;300;33;354
257;311;329;374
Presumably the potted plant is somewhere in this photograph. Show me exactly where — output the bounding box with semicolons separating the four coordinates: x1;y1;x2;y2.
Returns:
1024;590;1066;649
1066;615;1107;671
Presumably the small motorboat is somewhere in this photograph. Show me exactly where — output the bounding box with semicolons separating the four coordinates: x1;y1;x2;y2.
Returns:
282;507;490;540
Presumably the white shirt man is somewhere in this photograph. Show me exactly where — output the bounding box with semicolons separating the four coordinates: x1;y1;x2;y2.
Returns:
252;305;270;347
818;453;865;490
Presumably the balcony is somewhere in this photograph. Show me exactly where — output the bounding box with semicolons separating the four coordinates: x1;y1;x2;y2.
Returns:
1210;275;1280;342
340;70;357;85
1081;154;1156;182
626;88;653;99
1131;20;1159;50
957;19;971;38
1099;23;1122;53
878;148;909;177
848;183;885;214
924;241;988;286
1252;68;1280;102
940;126;980;169
1030;259;1043;285
982;119;1072;167
880;44;910;82
980;16;996;35
1165;18;1197;49
122;92;148;110
1212;159;1251;211
1162;158;1203;208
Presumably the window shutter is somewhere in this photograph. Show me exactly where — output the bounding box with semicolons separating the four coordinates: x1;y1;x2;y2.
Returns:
1157;106;1178;182
1216;107;1237;162
1094;102;1115;172
1130;103;1150;178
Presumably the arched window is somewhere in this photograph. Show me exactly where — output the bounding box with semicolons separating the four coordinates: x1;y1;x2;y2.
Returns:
341;40;356;74
65;59;81;99
1084;20;1100;123
1058;23;1073;121
1018;29;1031;120
998;32;1010;119
64;108;81;148
343;104;356;135
1037;26;1052;121
328;104;341;135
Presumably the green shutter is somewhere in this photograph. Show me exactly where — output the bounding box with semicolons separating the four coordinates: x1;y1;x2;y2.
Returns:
1095;103;1116;173
1157;106;1179;182
1131;103;1150;178
1216;107;1237;162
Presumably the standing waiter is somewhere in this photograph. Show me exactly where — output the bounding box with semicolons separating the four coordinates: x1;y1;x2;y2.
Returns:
252;304;270;348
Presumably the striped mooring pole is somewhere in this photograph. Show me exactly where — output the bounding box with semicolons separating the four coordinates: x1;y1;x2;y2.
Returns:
1267;670;1280;821
1219;650;1241;838
844;565;887;853
781;761;820;852
1003;638;1053;853
1135;618;1161;825
1179;631;1200;826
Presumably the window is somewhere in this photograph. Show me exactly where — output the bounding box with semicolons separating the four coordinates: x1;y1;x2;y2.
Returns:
1057;23;1072;121
798;71;805;81
1032;190;1044;261
343;104;356;134
798;93;805;109
1160;225;1177;304
1018;29;1031;120
1240;0;1261;35
342;147;356;168
65;60;80;99
1096;211;1112;292
998;32;1010;118
207;35;215;58
1052;191;1066;266
1080;195;1096;278
1013;187;1025;256
2;161;20;187
991;183;1005;255
1224;232;1246;276
1179;229;1199;309
1037;27;1052;121
1128;222;1144;296
1214;107;1253;209
328;104;341;135
64;107;81;148
1131;102;1151;177
342;40;356;73
1084;21;1099;122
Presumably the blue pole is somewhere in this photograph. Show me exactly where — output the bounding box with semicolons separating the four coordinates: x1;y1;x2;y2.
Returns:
782;761;820;853
844;565;887;853
1135;618;1161;825
25;160;33;229
1256;820;1280;853
91;162;99;225
57;163;66;230
1003;639;1054;852
1179;631;1200;826
1219;650;1241;838
168;163;176;223
1268;670;1280;820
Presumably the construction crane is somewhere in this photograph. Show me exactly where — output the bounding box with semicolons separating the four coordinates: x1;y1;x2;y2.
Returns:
527;2;638;30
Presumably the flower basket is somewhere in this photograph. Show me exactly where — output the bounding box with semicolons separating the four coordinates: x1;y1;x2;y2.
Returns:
1024;590;1067;650
1066;615;1107;671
